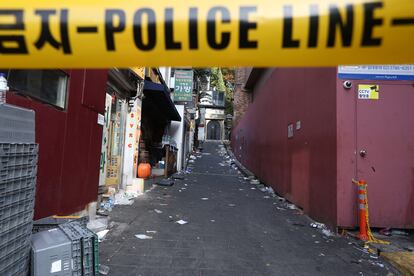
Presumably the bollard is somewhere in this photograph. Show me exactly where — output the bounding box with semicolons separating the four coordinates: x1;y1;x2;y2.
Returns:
357;180;369;241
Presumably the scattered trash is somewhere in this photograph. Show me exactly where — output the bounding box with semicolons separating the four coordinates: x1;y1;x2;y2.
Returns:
379;228;391;236
159;203;168;206
156;179;175;186
172;173;185;180
135;234;153;240
184;184;188;186
239;189;244;191
312;235;316;238
114;192;133;205
176;220;188;225
369;260;385;268
314;241;320;244
99;264;110;275
276;207;286;211
286;204;297;210
322;229;335;237
310;222;325;229
96;230;109;242
319;253;325;257
169;216;173;219
391;229;409;236
210;220;215;223
251;187;256;190
250;179;260;185
201;198;209;200
263;196;270;199
146;230;157;234
154;209;163;214
228;204;236;207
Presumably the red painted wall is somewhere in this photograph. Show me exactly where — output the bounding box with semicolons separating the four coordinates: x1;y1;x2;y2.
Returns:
232;68;338;228
7;69;108;219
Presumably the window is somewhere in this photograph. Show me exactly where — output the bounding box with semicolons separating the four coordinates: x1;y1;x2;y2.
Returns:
7;70;68;109
212;91;225;107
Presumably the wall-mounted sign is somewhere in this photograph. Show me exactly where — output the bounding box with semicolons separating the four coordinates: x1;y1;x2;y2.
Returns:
358;84;379;100
174;70;193;102
338;65;414;81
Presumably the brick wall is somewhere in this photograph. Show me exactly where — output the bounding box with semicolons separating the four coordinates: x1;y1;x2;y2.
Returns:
233;68;251;128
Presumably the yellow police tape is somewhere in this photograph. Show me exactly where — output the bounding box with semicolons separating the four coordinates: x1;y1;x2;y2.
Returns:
0;0;413;68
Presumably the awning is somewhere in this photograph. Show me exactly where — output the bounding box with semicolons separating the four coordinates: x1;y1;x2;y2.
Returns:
143;80;181;122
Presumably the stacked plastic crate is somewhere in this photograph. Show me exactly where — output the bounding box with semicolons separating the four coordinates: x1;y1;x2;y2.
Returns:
59;222;100;276
0;104;37;276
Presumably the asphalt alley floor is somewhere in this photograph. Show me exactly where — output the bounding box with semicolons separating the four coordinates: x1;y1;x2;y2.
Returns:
100;142;399;276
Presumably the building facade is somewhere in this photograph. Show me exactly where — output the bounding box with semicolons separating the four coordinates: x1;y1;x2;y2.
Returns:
232;67;414;229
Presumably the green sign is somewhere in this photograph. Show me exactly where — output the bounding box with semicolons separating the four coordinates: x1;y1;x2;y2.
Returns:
174;70;193;102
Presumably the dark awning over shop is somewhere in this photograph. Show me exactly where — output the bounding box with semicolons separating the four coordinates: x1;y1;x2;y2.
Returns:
143;80;181;122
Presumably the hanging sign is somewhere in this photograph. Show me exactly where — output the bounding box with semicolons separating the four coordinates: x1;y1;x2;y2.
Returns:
0;0;413;68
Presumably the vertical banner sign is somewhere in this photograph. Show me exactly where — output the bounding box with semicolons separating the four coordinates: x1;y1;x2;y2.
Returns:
0;0;413;68
174;70;194;102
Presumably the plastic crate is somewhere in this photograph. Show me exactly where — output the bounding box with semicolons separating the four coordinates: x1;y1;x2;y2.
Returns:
0;197;34;223
0;154;38;170
0;104;35;144
0;221;32;248
0;143;38;156
0;186;35;209
32;216;88;233
0;245;30;275
0;176;36;197
0;231;31;260
70;222;97;276
0;165;37;181
0;209;34;234
59;223;83;276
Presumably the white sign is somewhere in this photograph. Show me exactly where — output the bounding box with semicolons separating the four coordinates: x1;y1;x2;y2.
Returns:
338;65;414;80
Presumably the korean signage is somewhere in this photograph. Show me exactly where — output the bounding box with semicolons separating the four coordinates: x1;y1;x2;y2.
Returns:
0;0;413;68
174;70;193;102
338;65;414;81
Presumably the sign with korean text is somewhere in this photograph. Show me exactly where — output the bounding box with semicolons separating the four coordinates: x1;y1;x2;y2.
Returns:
339;65;414;80
358;84;379;100
0;0;413;68
174;70;194;102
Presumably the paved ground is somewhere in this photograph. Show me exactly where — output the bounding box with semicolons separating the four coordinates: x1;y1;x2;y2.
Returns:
100;142;399;276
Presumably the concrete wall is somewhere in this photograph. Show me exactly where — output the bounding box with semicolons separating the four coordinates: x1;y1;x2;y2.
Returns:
232;68;338;228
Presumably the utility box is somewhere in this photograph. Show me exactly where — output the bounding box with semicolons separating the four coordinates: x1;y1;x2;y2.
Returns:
31;228;72;276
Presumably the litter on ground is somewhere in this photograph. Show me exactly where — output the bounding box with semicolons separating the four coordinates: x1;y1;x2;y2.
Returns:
135;234;153;240
176;220;188;225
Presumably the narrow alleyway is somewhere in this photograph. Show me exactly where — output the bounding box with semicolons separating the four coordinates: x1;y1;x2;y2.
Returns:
100;142;397;276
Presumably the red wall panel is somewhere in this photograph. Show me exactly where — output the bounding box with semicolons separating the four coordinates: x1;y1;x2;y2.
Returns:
7;69;108;219
232;68;338;228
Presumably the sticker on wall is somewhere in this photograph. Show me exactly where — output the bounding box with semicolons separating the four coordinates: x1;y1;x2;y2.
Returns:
358;85;379;100
288;124;294;138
